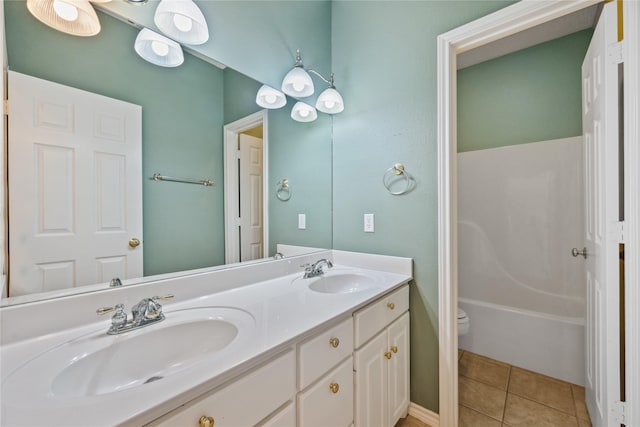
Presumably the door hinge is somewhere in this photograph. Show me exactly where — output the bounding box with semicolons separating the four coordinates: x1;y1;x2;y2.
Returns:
236;150;241;160
608;41;624;64
612;400;626;424
3;99;7;115
235;217;241;227
618;221;625;243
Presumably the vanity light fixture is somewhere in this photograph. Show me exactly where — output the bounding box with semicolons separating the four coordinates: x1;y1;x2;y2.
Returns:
313;73;344;114
154;0;209;45
26;0;102;37
281;49;314;98
256;85;287;109
290;102;318;123
134;28;184;67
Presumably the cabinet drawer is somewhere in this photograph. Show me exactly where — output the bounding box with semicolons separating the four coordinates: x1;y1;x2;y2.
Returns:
298;316;353;389
257;402;296;427
298;357;354;427
354;285;408;348
150;350;295;427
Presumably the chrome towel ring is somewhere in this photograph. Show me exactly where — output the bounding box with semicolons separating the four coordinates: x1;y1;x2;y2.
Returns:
383;163;413;195
276;178;292;201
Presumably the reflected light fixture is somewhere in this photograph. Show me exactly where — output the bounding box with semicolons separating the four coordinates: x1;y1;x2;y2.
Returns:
314;73;344;114
256;85;287;109
134;28;184;67
290;102;317;123
281;49;314;98
154;0;209;45
26;0;101;37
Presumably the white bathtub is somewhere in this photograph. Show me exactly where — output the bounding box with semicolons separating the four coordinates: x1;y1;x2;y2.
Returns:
458;297;585;386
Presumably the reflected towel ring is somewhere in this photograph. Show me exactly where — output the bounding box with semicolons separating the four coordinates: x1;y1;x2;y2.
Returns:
276;178;292;201
383;163;413;195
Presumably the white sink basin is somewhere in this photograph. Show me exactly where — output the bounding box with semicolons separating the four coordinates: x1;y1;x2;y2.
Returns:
2;307;255;400
305;270;382;294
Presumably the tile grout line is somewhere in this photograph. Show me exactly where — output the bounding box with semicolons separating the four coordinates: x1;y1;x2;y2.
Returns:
502;363;512;422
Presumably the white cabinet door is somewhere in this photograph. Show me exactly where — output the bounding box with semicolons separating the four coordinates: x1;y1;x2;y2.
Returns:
354;332;388;427
388;312;410;426
298;358;353;427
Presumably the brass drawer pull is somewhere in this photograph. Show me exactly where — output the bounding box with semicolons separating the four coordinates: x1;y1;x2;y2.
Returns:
391;346;398;353
199;415;215;427
387;302;395;310
329;337;340;348
384;351;392;360
329;382;340;394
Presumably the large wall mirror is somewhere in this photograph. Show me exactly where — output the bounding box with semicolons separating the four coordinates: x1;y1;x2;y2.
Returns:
2;1;333;305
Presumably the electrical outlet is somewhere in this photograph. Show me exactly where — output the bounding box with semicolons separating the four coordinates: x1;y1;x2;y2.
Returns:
364;213;374;232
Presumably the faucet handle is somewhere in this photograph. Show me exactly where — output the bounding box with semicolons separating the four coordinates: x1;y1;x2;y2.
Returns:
97;303;128;331
97;303;125;316
152;294;174;302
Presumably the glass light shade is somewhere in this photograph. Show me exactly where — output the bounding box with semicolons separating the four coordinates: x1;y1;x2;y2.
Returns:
290;102;317;123
154;0;209;45
27;0;100;36
134;28;184;67
315;87;344;114
256;85;286;109
281;67;314;98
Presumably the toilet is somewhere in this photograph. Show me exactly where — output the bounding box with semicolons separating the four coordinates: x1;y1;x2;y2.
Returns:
458;307;470;336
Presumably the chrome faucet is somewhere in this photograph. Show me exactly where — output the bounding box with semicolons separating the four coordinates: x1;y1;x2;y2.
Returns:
303;259;333;278
97;294;174;335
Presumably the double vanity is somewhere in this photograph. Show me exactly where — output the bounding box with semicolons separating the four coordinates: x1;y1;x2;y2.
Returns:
0;249;412;427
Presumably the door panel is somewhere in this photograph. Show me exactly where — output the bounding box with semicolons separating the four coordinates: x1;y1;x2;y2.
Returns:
8;71;143;296
581;2;620;425
239;134;264;261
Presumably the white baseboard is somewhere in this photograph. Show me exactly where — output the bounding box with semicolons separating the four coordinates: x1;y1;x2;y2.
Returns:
408;402;439;427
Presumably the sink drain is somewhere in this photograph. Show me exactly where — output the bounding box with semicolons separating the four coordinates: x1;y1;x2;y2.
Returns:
144;376;164;384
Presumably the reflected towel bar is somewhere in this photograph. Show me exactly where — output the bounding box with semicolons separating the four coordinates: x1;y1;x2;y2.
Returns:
150;173;214;187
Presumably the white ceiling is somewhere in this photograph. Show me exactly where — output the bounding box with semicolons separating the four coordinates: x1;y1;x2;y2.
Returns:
457;3;601;69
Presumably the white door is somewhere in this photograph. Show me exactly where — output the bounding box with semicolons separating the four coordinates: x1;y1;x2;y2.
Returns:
8;71;143;296
388;312;410;427
239;134;264;261
354;332;388;427
581;2;620;425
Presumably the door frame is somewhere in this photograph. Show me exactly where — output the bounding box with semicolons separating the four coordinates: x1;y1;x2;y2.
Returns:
223;110;269;264
436;0;640;425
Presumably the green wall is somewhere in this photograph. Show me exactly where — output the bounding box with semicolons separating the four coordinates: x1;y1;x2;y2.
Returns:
458;29;593;152
5;2;225;275
331;0;516;411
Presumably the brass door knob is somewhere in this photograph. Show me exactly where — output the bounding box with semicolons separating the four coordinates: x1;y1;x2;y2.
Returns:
385;351;392;360
129;238;141;248
199;415;215;427
329;382;340;394
387;302;395;310
391;346;398;353
329;337;340;348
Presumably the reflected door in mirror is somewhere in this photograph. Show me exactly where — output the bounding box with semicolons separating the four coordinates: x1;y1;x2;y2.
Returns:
8;72;143;296
239;134;264;261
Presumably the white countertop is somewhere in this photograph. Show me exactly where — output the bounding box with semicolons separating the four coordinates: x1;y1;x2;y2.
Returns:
1;260;411;427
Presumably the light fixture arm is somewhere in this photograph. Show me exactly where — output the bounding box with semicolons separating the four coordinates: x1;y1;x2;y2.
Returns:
307;70;335;87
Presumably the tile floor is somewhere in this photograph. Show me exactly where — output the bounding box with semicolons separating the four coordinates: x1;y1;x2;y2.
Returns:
395;350;592;427
458;350;591;427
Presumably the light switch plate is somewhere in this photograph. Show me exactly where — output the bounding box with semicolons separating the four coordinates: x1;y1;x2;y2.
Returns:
364;213;374;232
298;214;306;229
